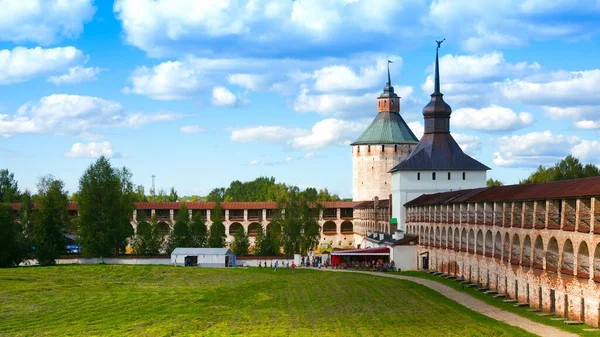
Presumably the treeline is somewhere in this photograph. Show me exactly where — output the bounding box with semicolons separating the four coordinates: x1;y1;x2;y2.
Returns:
1;160;332;268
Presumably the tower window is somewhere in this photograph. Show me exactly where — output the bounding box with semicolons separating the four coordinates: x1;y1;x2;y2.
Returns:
417;172;420;180
448;172;451;180
432;172;436;180
462;172;466;180
391;100;394;107
384;101;387;107
357;147;360;153
381;145;384;152
394;145;397;152
367;145;370;152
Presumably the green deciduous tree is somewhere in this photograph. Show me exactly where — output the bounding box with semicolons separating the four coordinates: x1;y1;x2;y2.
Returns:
0;204;27;268
189;212;207;247
207;203;226;248
520;155;600;184
168;187;179;202
486;178;504;187
32;176;69;266
132;216;162;256
0;169;19;202
278;187;321;257
77;156;135;258
231;226;249;256
167;204;190;253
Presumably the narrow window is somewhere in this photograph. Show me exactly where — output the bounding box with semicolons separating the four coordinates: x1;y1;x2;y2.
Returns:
432;172;436;180
448;172;451;180
462;172;466;180
367;145;370;152
381;145;385;152
357;146;360;153
394;145;397;152
391;100;394;107
384;101;387;107
417;172;420;180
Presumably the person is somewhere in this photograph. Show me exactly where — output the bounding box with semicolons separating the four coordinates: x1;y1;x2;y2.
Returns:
274;261;278;272
291;262;296;274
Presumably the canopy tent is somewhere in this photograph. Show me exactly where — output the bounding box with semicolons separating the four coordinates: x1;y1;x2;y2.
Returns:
331;247;390;265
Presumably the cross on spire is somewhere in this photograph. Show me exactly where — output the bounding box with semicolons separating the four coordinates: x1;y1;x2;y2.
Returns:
434;38;445;95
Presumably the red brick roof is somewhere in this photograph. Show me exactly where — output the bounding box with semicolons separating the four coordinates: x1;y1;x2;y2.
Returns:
405;176;600;206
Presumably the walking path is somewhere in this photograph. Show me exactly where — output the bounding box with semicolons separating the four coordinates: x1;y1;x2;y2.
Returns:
321;269;578;337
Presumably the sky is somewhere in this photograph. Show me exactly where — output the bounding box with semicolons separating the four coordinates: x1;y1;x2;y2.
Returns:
1;0;600;198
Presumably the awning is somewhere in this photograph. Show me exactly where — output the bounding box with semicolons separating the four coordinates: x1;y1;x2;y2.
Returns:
331;247;390;256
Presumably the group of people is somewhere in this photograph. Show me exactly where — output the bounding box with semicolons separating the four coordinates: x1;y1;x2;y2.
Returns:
331;259;395;272
257;260;297;273
300;256;325;269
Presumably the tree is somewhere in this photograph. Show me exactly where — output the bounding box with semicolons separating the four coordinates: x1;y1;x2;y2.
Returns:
32;176;69;266
134;185;148;202
486;178;503;187
167;204;190;253
253;225;264;256
231;226;249;256
168;187;178;202
207;203;226;248
189;212;207;247
0;204;27;268
0;169;19;202
77;156;135;258
521;155;600;184
132;217;161;255
278;187;321;257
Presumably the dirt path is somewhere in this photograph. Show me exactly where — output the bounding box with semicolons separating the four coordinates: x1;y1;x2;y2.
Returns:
322;269;578;337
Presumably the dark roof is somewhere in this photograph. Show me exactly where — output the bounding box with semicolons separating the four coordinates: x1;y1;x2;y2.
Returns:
331;247;390;255
354;199;390;209
351;112;418;145
392;235;419;246
390;133;490;172
405;176;600;206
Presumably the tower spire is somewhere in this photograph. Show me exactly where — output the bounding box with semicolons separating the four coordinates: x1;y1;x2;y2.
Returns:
387;60;392;86
434;38;444;95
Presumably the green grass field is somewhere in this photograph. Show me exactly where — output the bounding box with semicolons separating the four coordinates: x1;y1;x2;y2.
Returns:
0;265;534;337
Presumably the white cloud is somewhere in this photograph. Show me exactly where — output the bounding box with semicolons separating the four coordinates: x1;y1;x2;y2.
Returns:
231;126;308;143
492;131;580;167
452;105;534;132
180;125;203;134
574;120;600;129
0;94;182;137
312;57;401;93
113;0;410;57
501;70;600;107
571;140;600;164
292;118;368;149
228;73;271;91
123;61;204;100
0;46;85;84
246;159;261;166
0;0;95;44
65;141;115;158
48;66;101;85
304;152;315;159
212;86;238;107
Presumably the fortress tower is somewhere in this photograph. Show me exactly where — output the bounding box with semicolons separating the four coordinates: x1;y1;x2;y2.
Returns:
351;62;419;201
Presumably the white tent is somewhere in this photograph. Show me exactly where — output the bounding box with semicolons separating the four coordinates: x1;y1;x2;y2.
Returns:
171;248;236;267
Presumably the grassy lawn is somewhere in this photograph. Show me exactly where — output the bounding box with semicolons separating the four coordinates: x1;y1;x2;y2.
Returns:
0;265;535;337
395;271;597;337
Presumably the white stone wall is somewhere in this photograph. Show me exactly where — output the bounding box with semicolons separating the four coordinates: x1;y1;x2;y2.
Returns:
392;170;487;230
352;144;416;201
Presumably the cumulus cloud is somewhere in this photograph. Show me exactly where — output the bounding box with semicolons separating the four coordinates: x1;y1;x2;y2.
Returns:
492;131;580;167
65;141;116;158
0;46;86;84
113;0;411;57
311;57;401;93
228;73;272;91
0;0;95;44
48;66;101;85
123;61;204;100
0;94;182;137
180;125;203;134
452;105;534;132
212;86;238;107
571;140;600;164
291;118;368;149
231;126;308;143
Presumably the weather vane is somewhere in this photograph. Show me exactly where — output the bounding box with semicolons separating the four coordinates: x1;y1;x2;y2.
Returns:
436;38;445;50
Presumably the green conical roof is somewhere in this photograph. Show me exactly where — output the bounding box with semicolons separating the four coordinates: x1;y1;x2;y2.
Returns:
351;112;419;145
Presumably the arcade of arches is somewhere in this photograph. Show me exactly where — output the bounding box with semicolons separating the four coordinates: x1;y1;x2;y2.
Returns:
406;195;600;326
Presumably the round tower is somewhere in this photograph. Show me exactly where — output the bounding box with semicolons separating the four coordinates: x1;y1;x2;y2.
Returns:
351;62;419;201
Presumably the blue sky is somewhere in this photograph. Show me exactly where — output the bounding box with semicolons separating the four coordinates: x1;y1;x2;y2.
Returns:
1;0;600;198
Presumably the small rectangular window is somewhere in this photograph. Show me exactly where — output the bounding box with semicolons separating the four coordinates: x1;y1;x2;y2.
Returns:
432;172;436;180
462;172;466;180
448;172;451;180
417;172;420;180
381;145;385;152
